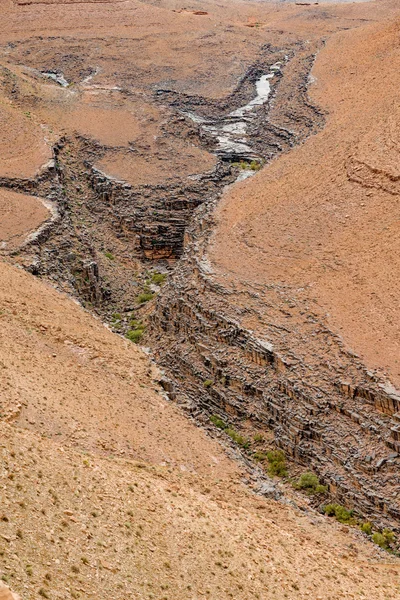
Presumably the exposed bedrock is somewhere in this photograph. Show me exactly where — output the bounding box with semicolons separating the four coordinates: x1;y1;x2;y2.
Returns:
6;38;399;528
8;41;322;311
87;160;233;260
149;46;400;529
150;197;400;531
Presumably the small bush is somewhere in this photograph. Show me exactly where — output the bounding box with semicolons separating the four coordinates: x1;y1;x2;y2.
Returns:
253;433;264;443
372;529;395;549
104;251;114;260
126;322;146;343
360;522;373;536
203;379;213;388
210;415;227;430
372;533;387;549
294;472;327;495
136;292;154;304
383;528;395;545
324;504;354;524
250;160;262;171
225;428;250;449
151;272;167;285
266;450;287;477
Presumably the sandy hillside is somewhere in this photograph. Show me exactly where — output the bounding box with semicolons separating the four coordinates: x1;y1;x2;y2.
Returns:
211;6;400;386
0;0;400;598
0;260;399;600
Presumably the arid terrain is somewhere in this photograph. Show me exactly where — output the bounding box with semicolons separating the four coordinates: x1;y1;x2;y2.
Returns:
0;0;400;598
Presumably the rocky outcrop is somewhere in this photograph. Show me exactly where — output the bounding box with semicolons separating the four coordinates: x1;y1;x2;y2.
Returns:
150;47;400;530
151;193;400;530
7;42;323;313
87;161;233;260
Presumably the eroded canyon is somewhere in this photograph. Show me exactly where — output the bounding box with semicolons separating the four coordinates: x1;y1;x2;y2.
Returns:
1;0;400;597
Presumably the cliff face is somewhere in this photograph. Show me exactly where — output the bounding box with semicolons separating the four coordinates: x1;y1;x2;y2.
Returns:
151;16;400;530
151;207;400;528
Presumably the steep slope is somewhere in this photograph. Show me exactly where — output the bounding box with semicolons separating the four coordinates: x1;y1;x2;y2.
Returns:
0;260;399;599
151;6;400;527
212;14;400;386
0;3;400;597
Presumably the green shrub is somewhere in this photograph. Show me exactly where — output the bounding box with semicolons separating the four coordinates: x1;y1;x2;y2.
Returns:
294;472;327;495
136;292;154;304
210;415;227;430
372;533;387;549
151;272;167;285
126;329;144;343
253;433;264;443
126;320;146;344
104;251;114;260
372;529;396;549
360;522;373;536
203;379;213;388
250;160;262;171
324;504;354;524
266;450;287;477
383;528;395;545
225;428;250;449
253;451;268;462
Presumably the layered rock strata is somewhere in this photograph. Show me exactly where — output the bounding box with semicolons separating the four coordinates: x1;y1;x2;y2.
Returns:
150;45;400;530
151;193;400;530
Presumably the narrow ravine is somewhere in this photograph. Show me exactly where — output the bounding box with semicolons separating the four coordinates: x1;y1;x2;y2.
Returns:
149;48;400;533
3;39;399;533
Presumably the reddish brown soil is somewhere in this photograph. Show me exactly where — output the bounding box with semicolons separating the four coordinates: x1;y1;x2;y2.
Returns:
97;144;216;186
1;259;399;599
0;189;49;250
211;5;400;386
0;101;51;178
1;0;400;597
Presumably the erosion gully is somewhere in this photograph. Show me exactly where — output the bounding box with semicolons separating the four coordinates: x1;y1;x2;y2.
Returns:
3;40;400;531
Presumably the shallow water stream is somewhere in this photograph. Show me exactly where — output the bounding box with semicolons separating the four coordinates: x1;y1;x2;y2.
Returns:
186;62;282;160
